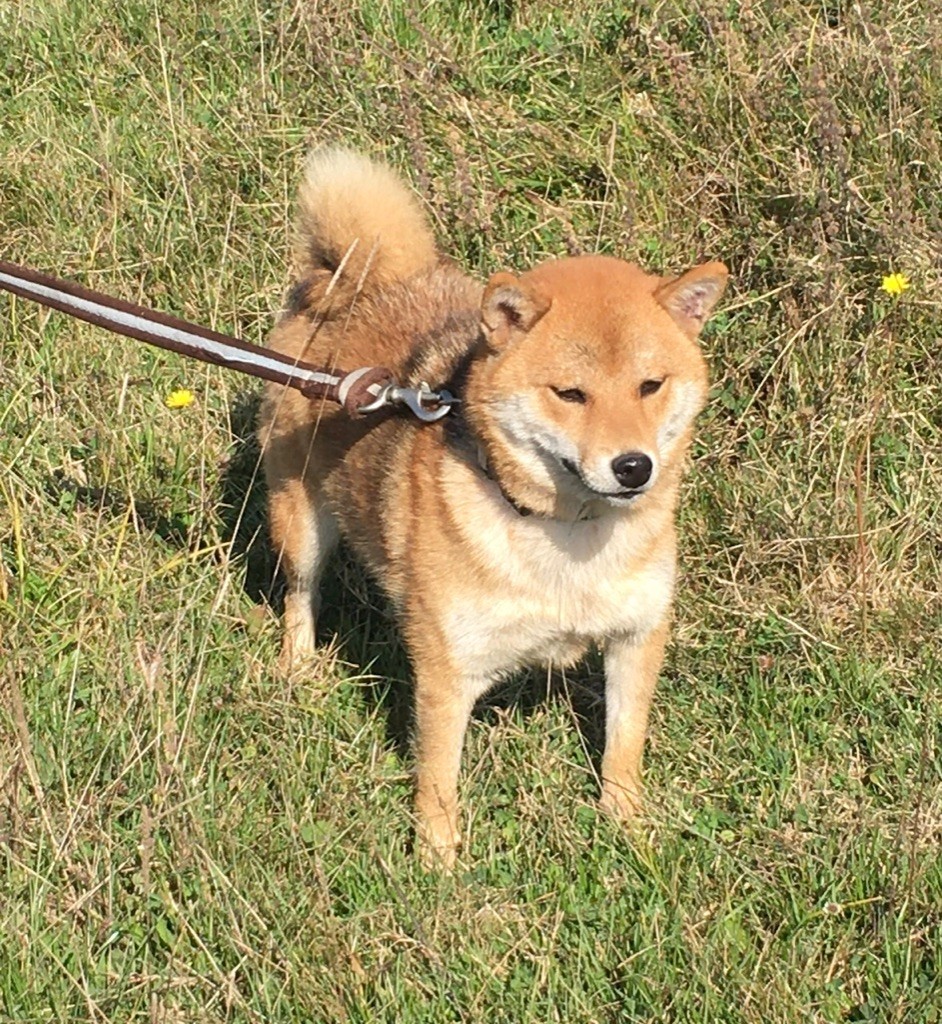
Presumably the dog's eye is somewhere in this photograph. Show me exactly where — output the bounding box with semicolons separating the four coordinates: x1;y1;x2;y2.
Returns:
639;379;663;398
550;386;587;404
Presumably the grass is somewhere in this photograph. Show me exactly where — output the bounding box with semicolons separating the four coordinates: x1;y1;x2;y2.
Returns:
1;0;940;1020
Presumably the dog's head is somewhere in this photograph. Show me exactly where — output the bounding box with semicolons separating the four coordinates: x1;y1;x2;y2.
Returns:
465;255;727;519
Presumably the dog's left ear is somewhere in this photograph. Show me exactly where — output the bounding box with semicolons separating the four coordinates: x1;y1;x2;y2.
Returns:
655;262;728;339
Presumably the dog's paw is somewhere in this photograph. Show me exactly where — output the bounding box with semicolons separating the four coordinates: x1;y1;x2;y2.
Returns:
417;838;458;873
277;634;318;678
415;821;460;873
598;780;643;822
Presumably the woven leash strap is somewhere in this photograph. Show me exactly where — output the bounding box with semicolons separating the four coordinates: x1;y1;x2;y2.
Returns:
0;259;394;415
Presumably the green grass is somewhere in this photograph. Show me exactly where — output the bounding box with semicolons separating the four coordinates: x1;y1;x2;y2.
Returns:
2;1;940;1020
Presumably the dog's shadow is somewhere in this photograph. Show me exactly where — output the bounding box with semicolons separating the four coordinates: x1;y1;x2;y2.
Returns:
217;390;279;607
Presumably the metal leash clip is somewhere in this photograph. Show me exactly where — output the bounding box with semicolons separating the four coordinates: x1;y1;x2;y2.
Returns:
358;380;459;422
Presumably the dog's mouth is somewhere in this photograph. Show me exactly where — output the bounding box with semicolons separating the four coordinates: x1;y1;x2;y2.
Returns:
559;457;646;501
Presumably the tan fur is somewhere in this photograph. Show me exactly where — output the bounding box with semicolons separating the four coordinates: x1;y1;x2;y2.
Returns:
291;147;438;310
260;148;728;868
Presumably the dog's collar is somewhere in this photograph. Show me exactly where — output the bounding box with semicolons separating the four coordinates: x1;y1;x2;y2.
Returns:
474;445;599;522
476;445;534;517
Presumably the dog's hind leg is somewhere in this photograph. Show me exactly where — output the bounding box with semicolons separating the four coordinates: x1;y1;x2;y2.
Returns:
268;473;339;675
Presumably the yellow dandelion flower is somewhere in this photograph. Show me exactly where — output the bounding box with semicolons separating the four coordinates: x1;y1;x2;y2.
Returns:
165;388;195;409
880;273;910;296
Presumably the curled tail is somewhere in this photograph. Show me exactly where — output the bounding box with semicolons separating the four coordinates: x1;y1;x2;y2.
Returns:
291;147;438;310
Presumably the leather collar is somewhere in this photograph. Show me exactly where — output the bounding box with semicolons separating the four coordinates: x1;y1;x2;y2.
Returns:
475;444;599;522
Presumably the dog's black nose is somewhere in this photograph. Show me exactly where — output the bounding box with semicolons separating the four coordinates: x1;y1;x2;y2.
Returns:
611;452;653;490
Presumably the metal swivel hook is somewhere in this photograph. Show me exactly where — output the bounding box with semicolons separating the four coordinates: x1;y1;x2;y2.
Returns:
357;381;459;422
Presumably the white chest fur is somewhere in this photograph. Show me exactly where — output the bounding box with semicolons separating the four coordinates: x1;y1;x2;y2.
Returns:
439;465;676;682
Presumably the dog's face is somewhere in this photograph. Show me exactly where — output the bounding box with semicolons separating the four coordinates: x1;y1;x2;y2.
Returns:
469;255;727;513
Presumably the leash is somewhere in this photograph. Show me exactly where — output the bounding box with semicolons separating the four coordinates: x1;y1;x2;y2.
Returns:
0;260;457;422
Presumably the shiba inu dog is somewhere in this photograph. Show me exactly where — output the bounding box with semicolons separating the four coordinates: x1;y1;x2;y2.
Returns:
259;148;727;867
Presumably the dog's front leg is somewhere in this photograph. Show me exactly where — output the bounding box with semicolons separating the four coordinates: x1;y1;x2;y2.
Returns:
599;623;669;820
412;660;479;870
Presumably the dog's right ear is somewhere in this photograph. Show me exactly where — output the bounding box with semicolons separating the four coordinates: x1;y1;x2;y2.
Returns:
481;272;552;348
